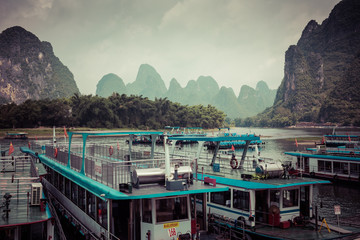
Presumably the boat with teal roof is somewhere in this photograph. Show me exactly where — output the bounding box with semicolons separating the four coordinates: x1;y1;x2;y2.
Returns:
285;144;360;183
20;130;228;240
165;135;360;240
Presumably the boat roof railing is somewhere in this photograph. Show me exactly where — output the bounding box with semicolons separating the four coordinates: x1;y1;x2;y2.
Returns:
168;135;260;142
6;132;28;135
68;130;163;137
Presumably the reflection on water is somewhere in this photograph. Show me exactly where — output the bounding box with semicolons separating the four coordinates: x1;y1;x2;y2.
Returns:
1;127;360;226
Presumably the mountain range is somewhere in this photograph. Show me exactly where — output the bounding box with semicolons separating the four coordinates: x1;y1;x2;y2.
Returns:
1;0;359;126
0;26;79;104
256;0;360;126
96;64;277;119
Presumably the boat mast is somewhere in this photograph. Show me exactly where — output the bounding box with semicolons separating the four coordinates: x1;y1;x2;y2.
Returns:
53;126;56;147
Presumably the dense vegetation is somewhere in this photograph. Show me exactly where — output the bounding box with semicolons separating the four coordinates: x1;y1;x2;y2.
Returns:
0;93;226;129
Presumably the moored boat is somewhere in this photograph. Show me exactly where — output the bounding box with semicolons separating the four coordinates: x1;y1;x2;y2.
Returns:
4;132;28;140
318;134;360;148
285;145;360;183
167;135;360;240
21;130;228;240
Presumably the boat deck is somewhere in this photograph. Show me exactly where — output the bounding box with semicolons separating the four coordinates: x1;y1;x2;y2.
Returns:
0;156;51;227
127;180;228;198
253;222;360;240
210;216;360;240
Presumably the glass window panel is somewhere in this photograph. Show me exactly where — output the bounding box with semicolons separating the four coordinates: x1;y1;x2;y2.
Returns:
283;189;299;208
142;199;152;223
210;190;231;206
156;197;188;223
233;189;249;211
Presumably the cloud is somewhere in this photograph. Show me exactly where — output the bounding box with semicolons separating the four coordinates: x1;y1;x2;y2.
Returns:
0;0;341;94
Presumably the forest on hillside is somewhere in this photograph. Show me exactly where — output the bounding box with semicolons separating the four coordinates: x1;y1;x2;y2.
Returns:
0;93;226;129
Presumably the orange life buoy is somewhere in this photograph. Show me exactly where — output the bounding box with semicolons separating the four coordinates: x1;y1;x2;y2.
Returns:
54;148;58;158
109;146;114;156
230;158;238;169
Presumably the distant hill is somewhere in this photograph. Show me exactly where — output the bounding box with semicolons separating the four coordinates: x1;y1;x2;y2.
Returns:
96;73;126;97
254;0;360;126
96;65;276;119
127;64;167;99
0;26;80;104
237;81;277;117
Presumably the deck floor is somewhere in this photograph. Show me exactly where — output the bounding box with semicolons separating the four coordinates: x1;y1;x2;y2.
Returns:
252;222;360;240
0;158;51;227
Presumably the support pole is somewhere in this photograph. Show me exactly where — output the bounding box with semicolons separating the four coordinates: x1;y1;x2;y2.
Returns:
203;193;207;231
164;134;171;180
239;140;251;168
107;199;111;240
129;200;134;240
150;134;157;159
129;135;133;162
210;142;220;166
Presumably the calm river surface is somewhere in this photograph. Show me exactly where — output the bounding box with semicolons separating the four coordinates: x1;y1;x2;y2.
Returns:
1;127;360;227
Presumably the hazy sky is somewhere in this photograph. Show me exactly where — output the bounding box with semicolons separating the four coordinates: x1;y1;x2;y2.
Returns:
0;0;340;95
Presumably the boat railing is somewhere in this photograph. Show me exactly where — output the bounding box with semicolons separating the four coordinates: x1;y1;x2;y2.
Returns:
321;147;360;157
38;142;191;190
0;156;39;202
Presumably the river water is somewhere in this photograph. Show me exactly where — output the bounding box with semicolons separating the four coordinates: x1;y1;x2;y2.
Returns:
1;127;360;228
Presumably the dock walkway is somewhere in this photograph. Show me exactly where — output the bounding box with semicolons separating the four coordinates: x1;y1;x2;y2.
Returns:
310;219;353;234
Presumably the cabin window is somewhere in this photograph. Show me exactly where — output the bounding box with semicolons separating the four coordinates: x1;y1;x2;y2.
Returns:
71;182;78;204
156;197;188;223
318;160;325;172
333;162;348;174
211;190;231;207
65;178;71;198
282;189;298;208
270;190;280;207
58;175;64;193
49;168;54;184
233;190;249;211
78;186;86;211
142;199;152;223
87;192;96;219
325;161;332;173
97;198;107;228
350;163;360;176
54;171;59;189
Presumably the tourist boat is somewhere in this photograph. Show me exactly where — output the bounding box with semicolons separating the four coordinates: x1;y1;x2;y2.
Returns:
4;132;28;140
205;132;264;150
20;130;229;240
0;152;54;239
318;134;360;148
130;127;207;145
284;145;360;183
166;135;360;240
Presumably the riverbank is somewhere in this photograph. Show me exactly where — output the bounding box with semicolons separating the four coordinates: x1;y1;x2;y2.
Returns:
1;127;323;146
0;127;138;139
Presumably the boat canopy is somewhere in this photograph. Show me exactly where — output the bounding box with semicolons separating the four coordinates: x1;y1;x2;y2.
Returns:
168;135;260;142
195;174;330;190
285;152;360;162
68;130;163;137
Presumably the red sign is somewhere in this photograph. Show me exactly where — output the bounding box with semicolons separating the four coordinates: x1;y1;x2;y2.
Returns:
167;227;177;237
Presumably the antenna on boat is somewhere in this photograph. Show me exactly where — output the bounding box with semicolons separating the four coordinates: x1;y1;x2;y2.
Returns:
164;133;171;181
52;126;56;147
332;125;337;135
254;144;259;164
